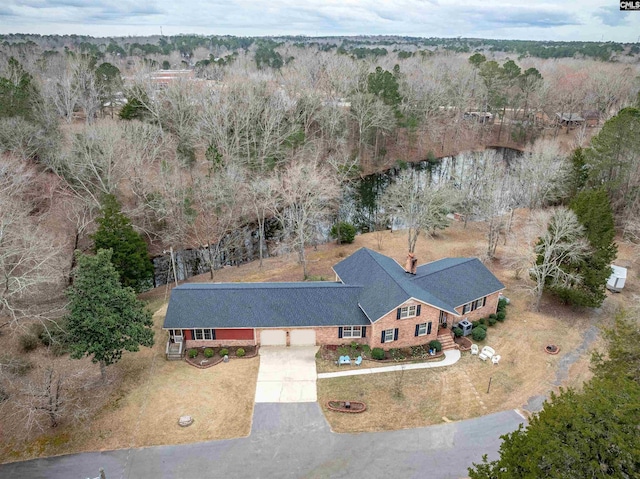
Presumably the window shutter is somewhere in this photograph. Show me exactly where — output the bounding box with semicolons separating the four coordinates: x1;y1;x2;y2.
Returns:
427;322;432;334
394;328;399;341
396;308;401;320
212;329;216;340
381;331;386;343
338;327;343;339
415;324;420;337
483;296;487;307
191;330;195;340
416;305;421;316
362;326;366;338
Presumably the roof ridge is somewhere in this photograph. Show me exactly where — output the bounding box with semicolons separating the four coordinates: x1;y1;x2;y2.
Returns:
414;257;475;276
361;248;415;295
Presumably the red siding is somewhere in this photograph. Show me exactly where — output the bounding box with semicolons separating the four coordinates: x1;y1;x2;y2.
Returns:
215;329;254;340
184;329;193;340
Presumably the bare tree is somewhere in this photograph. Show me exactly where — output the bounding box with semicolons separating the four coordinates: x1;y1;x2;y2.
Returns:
192;165;247;279
529;208;590;310
245;175;277;267
0;160;64;329
348;92;396;167
72;56;102;125
511;139;569;209
380;170;457;253
273;158;340;278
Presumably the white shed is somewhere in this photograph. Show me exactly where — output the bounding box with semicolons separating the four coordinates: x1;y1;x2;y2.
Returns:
607;265;627;292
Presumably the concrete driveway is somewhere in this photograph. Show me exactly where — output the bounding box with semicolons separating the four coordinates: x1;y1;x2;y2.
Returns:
255;346;319;403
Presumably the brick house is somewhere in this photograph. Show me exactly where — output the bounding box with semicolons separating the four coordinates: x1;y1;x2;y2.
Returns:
163;248;504;358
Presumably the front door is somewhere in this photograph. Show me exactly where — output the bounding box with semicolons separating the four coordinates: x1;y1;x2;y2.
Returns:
439;311;447;327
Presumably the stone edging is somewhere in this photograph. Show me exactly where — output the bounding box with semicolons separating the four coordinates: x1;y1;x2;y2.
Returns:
185;347;259;369
326;400;367;414
544;345;560;355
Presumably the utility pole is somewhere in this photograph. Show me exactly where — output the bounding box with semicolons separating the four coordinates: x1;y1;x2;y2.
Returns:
163;247;179;287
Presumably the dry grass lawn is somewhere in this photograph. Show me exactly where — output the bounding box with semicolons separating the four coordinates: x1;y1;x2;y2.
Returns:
1;305;259;463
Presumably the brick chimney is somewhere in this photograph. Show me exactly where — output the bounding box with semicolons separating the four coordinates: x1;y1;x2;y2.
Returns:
405;253;418;275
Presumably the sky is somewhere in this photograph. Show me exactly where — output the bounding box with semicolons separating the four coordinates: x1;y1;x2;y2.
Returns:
0;0;638;42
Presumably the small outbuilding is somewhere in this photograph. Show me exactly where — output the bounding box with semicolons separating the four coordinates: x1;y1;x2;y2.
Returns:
607;265;627;292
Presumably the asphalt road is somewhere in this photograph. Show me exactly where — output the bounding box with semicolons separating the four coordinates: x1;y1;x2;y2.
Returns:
0;404;524;479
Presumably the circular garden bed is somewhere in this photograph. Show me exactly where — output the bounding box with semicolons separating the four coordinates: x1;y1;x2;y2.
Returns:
185;345;258;369
327;400;367;413
545;344;560;355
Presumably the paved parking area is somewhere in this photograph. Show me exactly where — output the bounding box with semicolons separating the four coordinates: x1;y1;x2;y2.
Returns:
254;346;319;403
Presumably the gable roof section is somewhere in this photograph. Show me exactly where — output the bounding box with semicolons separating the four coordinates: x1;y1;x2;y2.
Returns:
163;282;369;330
412;258;505;308
333;248;459;320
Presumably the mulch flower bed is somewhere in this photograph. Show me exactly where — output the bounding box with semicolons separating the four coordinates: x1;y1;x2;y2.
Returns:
455;336;473;351
185;346;258;369
327;400;367;413
319;345;444;364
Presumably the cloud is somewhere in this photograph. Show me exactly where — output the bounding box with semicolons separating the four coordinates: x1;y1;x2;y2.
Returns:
466;5;581;28
0;0;638;42
593;5;629;26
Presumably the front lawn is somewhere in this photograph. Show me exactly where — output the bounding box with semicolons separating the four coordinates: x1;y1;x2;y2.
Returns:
1;305;260;463
317;288;591;433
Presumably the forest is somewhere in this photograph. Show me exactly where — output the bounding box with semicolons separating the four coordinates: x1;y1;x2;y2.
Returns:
0;33;639;451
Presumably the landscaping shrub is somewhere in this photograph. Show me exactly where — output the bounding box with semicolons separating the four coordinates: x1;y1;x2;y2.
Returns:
219;348;229;357
489;313;497;320
19;334;38;352
429;340;442;352
478;323;488;331
479;318;487;325
497;311;506;321
498;297;508;311
390;348;405;360
236;348;246;357
330;222;357;244
204;348;214;358
361;345;371;356
453;327;463;337
472;327;487;341
350;341;359;350
411;345;427;358
188;348;198;359
488;317;497;326
371;348;385;360
471;320;480;328
337;346;349;356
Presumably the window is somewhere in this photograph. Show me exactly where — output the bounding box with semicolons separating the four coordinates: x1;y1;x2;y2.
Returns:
384;329;395;342
397;304;421;319
342;326;362;338
462;296;487;314
193;329;214;340
415;322;432;337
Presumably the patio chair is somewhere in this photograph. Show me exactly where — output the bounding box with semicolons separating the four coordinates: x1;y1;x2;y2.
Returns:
471;344;479;355
339;355;351;366
478;346;495;361
355;356;362;366
492;355;501;365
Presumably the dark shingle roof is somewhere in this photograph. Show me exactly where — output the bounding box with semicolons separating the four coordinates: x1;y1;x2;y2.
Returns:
333;248;459;320
163;282;369;330
412;258;505;308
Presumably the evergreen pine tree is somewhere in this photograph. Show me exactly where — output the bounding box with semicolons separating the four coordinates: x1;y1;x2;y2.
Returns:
93;194;154;292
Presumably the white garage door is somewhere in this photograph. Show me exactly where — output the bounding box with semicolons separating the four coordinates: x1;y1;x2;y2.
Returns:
290;329;316;346
260;330;286;346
